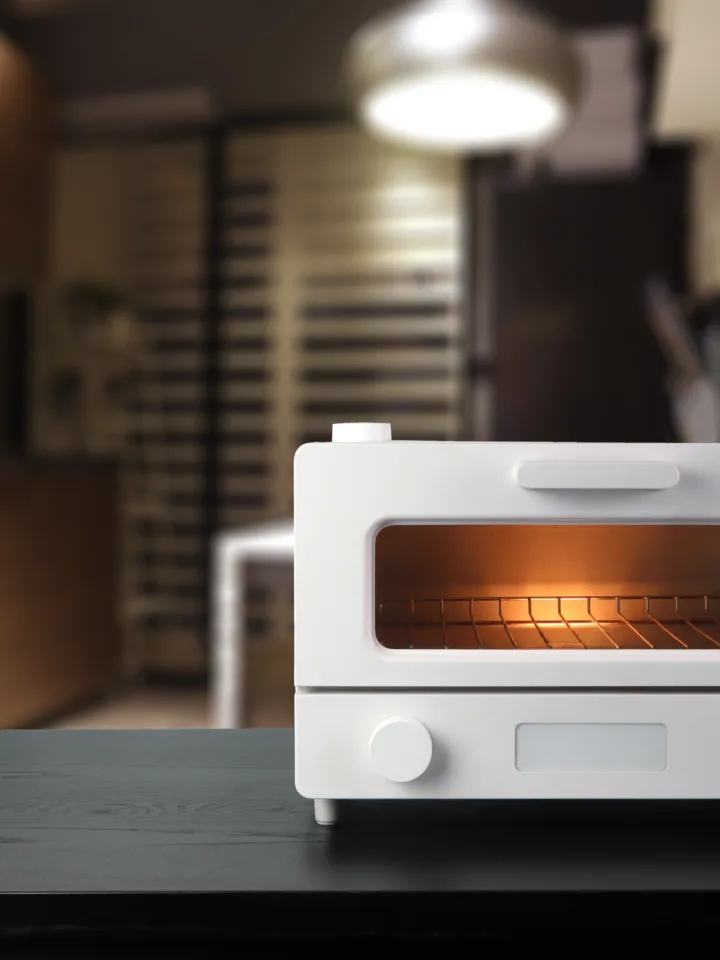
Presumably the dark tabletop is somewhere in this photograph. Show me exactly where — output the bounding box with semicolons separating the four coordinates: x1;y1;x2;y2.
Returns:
2;728;720;942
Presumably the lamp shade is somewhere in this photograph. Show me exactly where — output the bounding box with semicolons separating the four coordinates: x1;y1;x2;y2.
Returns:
345;0;581;153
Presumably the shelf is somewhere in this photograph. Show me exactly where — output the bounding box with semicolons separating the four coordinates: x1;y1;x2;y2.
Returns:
376;595;720;650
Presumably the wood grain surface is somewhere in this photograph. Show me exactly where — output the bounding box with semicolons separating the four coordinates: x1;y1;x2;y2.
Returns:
1;729;720;940
0;463;119;727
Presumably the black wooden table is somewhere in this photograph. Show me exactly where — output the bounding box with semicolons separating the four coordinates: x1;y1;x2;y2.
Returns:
1;729;720;944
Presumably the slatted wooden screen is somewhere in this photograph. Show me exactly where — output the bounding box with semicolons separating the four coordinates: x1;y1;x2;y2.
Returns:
219;132;287;643
43;124;464;668
220;126;465;643
222;126;465;506
289;129;465;451
122;139;209;670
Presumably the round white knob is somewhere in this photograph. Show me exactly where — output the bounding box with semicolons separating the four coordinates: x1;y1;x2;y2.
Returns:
369;717;433;782
332;422;392;442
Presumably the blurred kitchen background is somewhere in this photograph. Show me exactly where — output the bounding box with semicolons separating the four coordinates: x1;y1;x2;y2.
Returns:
0;0;716;729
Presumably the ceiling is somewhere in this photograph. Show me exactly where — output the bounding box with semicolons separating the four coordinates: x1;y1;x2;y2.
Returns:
7;0;649;114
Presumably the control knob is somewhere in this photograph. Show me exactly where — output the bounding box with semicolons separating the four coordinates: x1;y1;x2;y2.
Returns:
368;716;433;782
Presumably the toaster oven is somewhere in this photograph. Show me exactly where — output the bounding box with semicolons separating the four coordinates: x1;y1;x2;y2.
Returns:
294;422;720;824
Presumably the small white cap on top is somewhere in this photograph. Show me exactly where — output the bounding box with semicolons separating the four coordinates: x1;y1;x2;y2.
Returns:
331;422;392;442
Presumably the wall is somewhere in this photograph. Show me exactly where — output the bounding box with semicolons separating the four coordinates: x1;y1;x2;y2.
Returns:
47;148;133;285
692;142;720;296
0;34;51;284
489;150;689;442
32;143;208;678
0;35;51;457
32;148;133;456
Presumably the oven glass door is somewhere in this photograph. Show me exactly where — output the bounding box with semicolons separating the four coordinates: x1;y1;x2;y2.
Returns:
375;524;720;653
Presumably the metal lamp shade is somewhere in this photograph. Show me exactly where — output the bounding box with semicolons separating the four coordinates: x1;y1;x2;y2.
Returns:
345;0;581;153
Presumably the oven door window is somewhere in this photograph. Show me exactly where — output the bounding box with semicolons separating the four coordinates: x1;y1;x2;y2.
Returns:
374;525;720;650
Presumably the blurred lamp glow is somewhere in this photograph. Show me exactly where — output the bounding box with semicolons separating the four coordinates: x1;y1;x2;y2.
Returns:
401;2;488;56
362;67;567;150
346;0;580;153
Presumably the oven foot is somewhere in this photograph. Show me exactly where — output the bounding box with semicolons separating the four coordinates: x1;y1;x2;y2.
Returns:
314;799;337;825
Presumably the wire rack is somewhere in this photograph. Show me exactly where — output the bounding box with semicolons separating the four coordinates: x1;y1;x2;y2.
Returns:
376;595;720;650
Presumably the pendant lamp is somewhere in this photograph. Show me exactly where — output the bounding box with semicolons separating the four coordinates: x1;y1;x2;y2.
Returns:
345;0;581;152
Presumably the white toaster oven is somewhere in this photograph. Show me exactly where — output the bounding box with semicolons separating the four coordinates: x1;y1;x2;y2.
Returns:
294;422;720;824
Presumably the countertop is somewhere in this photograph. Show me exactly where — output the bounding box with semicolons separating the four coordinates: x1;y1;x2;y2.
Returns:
1;729;720;942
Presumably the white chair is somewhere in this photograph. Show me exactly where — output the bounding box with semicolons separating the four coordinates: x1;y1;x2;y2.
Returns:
211;521;294;728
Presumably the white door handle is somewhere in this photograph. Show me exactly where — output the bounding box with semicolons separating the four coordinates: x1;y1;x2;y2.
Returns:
514;461;680;491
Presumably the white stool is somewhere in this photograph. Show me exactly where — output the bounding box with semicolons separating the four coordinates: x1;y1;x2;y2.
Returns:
211;521;294;728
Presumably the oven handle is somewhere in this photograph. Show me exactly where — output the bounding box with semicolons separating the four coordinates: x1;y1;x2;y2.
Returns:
514;461;680;491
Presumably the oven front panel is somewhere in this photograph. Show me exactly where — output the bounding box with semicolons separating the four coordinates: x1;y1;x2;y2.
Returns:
294;441;720;688
295;691;720;799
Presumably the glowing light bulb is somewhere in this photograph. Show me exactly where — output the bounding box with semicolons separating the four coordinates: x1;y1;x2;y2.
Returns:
361;67;567;152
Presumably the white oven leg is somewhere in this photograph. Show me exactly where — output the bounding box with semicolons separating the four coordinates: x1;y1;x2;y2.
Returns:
314;799;337;825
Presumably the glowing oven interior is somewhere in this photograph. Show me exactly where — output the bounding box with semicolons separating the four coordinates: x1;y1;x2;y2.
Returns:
374;525;720;650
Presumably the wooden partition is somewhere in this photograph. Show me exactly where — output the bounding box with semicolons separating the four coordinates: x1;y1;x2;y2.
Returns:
0;460;120;727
